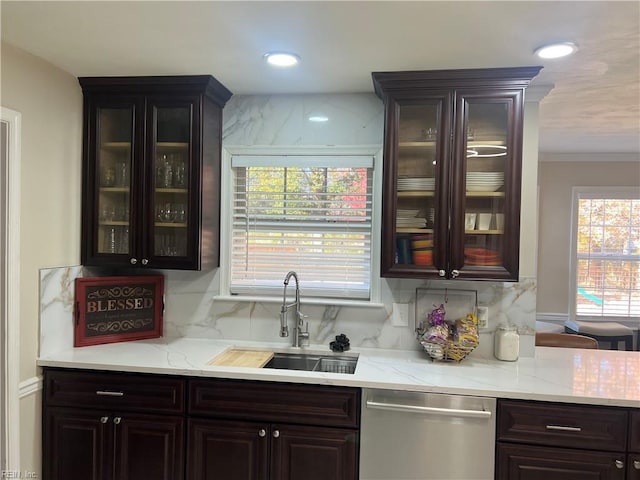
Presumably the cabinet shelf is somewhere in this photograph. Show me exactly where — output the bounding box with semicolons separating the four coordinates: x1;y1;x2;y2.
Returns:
397;228;434;234
466;229;503;235
466;191;505;198
100;187;130;193
399;141;436;148
155;222;188;228
398;191;435;198
156;188;188;194
157;142;189;149
99;221;129;226
101;142;131;149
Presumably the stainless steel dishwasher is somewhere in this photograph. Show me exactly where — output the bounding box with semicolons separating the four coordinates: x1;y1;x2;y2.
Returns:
359;389;496;480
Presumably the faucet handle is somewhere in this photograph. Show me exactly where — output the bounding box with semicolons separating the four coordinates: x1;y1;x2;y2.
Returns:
299;322;310;346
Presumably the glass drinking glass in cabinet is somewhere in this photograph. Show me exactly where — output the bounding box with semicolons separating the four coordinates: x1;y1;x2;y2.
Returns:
155;233;187;257
156;154;187;188
101;165;116;187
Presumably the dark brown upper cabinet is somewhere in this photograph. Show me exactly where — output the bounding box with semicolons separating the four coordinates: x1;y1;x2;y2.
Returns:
372;67;541;281
79;75;232;270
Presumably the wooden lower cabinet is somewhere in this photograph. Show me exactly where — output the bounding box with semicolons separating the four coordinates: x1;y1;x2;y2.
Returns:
187;417;359;480
497;443;625;480
44;407;184;480
187;378;360;480
496;399;639;480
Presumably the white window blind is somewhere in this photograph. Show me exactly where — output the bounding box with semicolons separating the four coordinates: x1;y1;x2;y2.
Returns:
230;155;374;299
572;189;640;318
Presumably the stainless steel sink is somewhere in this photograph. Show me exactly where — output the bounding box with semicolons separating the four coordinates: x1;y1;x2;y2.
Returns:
264;352;358;374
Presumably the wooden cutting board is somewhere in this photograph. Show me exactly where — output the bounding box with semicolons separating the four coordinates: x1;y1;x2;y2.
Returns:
208;349;274;368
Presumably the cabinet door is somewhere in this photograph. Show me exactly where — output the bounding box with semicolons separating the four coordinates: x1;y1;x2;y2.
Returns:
380;91;453;278
82;95;142;267
450;89;524;280
44;407;111;480
270;424;358;480
145;96;202;269
114;413;185;480
628;453;640;480
497;443;625;480
186;418;269;480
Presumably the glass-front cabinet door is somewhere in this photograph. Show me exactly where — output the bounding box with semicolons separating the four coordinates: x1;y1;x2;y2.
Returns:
383;95;452;277
148;100;196;267
86;101;137;263
449;91;523;279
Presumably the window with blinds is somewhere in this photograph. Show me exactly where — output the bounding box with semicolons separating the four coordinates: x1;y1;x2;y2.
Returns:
572;188;640;318
230;155;374;299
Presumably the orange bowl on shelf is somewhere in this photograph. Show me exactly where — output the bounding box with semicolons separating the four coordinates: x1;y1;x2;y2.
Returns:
413;250;433;265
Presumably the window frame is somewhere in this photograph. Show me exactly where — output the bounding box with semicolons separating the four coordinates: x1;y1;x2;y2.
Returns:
219;146;383;306
569;186;640;322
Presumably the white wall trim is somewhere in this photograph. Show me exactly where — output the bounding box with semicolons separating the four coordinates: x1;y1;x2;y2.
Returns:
219;145;384;304
536;313;569;323
0;106;21;471
538;152;640;162
18;376;42;399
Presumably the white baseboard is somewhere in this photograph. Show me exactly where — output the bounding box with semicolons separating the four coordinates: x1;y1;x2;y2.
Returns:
18;376;42;399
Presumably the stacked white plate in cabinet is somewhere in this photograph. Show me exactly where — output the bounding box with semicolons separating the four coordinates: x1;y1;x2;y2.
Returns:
466;172;504;192
396;208;427;228
397;177;435;191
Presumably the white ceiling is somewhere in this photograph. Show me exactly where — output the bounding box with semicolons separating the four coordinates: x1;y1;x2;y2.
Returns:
2;1;639;155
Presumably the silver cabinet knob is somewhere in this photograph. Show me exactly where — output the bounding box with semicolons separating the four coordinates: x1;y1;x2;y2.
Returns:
438;270;446;277
451;269;460;278
634;460;640;470
113;417;122;425
272;430;280;438
130;258;137;265
615;460;624;469
258;429;266;438
141;258;149;265
100;416;109;424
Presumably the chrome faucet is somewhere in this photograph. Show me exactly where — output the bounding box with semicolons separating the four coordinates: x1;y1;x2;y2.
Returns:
280;271;309;348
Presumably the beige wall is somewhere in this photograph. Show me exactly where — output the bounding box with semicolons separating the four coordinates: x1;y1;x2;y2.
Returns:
1;42;82;475
537;157;640;316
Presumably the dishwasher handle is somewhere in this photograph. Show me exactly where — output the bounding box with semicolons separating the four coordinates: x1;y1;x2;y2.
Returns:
366;399;492;419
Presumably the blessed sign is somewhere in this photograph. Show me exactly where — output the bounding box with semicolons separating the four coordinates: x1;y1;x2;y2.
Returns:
74;275;164;347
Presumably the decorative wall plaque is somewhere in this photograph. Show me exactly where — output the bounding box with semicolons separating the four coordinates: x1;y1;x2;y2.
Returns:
74;275;164;347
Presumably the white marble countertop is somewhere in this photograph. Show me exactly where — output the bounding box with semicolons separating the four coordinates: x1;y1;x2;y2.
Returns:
37;337;640;408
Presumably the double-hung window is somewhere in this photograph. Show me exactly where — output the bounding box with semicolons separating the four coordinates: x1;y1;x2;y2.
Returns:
571;187;640;319
229;154;374;300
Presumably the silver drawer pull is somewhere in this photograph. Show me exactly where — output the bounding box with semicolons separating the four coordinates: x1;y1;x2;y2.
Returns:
615;460;624;469
100;416;109;424
96;390;124;397
633;460;640;470
545;425;581;432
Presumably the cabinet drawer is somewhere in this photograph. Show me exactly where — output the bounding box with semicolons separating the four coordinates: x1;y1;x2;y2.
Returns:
188;378;360;428
44;368;185;414
498;399;628;452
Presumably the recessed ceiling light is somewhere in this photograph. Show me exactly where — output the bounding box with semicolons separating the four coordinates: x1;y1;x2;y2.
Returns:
308;115;329;123
534;42;578;59
264;52;300;67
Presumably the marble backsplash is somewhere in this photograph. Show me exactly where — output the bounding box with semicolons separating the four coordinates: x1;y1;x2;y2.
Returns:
39;265;536;360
